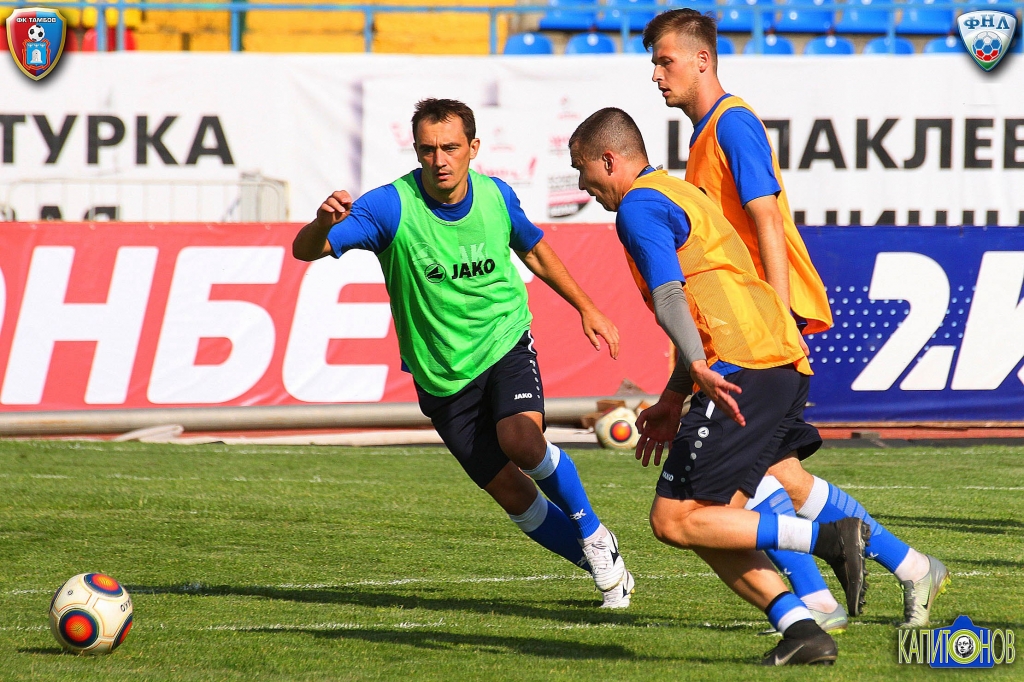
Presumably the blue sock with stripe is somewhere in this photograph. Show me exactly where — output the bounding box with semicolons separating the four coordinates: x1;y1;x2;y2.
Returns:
798;476;911;573
508;495;589;570
748;482;831;600
523;443;601;540
765;592;814;635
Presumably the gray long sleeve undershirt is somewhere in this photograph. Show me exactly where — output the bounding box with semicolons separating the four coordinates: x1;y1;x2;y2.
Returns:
651;281;707;394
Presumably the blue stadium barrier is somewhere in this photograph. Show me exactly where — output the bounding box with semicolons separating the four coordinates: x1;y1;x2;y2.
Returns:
775;0;835;33
595;0;658;32
564;31;617;53
538;0;598;32
743;33;795;53
897;0;956;36
864;35;916;52
804;34;856;54
718;34;737;54
923;35;963;52
504;32;554;55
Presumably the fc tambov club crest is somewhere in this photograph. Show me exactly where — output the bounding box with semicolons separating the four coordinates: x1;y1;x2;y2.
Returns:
6;7;67;80
958;10;1017;71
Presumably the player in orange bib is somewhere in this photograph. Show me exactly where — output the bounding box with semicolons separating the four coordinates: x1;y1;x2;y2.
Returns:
641;8;948;629
569;107;874;666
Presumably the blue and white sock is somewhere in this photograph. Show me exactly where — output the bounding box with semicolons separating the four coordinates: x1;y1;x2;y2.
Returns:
523;442;602;540
797;476;926;579
754;510;820;554
508;493;590;571
747;477;839;613
765;592;815;636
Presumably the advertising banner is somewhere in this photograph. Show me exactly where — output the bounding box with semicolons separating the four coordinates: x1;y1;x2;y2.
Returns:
0;222;1020;422
3;53;1024;228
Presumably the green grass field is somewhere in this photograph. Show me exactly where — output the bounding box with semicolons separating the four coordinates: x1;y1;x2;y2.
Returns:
1;440;1021;681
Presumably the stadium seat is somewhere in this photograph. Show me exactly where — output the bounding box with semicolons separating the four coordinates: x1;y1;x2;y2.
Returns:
504;32;555;55
596;0;658;32
718;0;774;33
373;4;509;56
834;0;892;34
803;34;855;54
538;0;598;32
864;36;916;53
718;35;736;54
743;33;795;54
624;34;649;53
564;31;617;54
243;32;364;53
774;0;834;34
897;0;955;36
83;0;142;30
81;27;138;51
923;35;964;52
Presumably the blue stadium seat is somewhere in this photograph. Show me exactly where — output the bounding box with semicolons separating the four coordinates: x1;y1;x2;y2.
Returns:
803;34;856;54
864;36;916;53
538;0;598;32
834;0;892;34
743;33;795;54
897;0;955;36
718;0;774;33
564;31;617;54
718;35;736;54
596;0;658;32
774;0;834;34
922;35;964;52
503;32;554;55
624;33;649;53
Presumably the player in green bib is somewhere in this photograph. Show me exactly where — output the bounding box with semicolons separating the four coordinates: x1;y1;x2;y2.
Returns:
293;98;635;607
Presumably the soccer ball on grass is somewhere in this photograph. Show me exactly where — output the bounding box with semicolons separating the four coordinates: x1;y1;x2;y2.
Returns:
594;406;641;451
49;573;133;654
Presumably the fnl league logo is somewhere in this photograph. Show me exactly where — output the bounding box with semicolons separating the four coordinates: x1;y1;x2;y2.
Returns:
5;7;67;80
958;10;1017;71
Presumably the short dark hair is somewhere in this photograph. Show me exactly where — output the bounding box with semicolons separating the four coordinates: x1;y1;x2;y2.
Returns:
411;98;476;143
568;107;648;163
643;8;718;63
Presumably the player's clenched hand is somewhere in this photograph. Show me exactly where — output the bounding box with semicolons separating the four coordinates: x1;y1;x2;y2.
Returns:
580;307;620;359
316;190;353;228
690;362;746;427
634;397;684;467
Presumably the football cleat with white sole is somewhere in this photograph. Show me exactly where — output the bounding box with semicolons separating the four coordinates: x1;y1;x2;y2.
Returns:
582;528;626;592
761;602;848;635
899;555;950;628
600;570;634;609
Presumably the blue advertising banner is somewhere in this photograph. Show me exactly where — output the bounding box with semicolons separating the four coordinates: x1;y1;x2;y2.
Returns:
801;227;1024;423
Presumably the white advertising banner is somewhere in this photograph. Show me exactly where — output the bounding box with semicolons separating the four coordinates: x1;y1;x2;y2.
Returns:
2;53;1024;226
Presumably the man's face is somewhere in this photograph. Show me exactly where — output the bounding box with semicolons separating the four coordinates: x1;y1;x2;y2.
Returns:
651;33;704;114
413;117;479;195
571;147;618;212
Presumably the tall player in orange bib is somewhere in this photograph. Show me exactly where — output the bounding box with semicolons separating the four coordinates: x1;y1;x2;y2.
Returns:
569;107;873;665
641;8;948;629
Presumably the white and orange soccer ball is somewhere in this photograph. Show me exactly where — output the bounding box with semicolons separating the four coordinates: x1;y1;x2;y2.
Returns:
49;573;133;654
594;406;641;451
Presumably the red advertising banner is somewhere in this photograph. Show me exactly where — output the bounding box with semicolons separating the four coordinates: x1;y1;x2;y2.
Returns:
0;223;666;412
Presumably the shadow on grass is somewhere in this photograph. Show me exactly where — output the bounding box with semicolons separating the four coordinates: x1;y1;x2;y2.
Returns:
17;647;67;655
127;583;650;626
873;515;1023;536
264;626;676;660
953;558;1024;570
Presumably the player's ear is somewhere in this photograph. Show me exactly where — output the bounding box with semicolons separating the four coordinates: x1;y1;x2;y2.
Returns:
469;138;481;159
603;152;614;174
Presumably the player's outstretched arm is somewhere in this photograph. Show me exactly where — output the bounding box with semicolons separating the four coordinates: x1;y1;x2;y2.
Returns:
517;239;620;359
292;190;353;261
